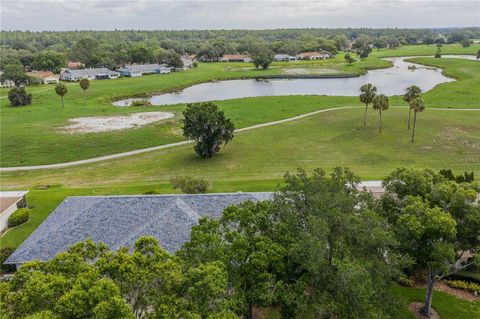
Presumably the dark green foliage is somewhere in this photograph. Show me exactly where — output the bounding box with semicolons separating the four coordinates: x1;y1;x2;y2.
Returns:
182;102;235;158
344;53;355;65
8;208;30;227
0;247;16;273
8;87;32;106
54;83;67;108
170;176;209;193
79;78;90;96
32;51;67;73
156;49;183;68
439;169;475;183
0;63;30;86
180;167;402;318
251;46;274;69
460;39;473;48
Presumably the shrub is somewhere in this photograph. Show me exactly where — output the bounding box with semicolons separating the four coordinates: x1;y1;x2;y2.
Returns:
445;280;480;293
8;208;30;227
8;87;32;106
131;99;152;107
446;271;480;284
397;276;414;287
170;176;209;194
0;247;16;273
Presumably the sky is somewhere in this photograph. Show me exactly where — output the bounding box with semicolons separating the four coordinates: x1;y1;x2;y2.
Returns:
1;0;479;31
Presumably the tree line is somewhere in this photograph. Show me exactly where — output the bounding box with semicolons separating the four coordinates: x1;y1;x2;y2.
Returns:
0;167;478;319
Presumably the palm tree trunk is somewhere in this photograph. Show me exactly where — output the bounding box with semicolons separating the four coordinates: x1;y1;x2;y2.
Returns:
61;96;64;108
364;103;368;126
420;269;436;317
379;110;382;133
411;111;417;142
408;107;412;129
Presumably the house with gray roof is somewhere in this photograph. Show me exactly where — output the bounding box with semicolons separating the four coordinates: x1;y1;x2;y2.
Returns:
274;54;296;61
117;64;171;77
5;192;272;267
60;68;120;81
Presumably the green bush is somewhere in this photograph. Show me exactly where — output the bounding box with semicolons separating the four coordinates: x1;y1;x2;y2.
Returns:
8;87;32;106
446;271;480;284
131;99;152;107
397;276;414;287
445;280;480;293
8;208;30;227
170;176;209;194
0;247;16;273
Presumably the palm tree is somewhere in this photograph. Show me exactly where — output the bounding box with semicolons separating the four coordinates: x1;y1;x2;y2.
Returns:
55;83;68;108
372;94;389;133
403;85;421;129
410;97;426;142
79;78;90;103
359;83;377;126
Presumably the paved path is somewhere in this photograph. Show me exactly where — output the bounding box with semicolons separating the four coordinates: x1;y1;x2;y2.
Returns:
1;106;479;172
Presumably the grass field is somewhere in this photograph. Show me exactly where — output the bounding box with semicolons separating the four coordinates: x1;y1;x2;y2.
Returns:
1;44;479;166
391;285;480;319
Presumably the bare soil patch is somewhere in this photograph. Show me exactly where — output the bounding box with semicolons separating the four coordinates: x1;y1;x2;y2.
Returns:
63;112;175;134
409;302;440;319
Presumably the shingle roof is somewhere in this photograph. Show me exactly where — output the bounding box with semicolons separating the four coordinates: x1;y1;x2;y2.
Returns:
63;68;120;77
6;193;272;265
117;64;170;73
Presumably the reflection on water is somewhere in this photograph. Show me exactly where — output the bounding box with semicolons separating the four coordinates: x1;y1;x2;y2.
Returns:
114;56;476;106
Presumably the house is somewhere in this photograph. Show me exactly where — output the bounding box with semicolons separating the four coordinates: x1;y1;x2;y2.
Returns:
220;54;253;62
296;51;331;60
0;71;15;88
117;64;171;77
60;68;120;81
274;54;296;61
5;192;272;267
0;191;28;233
181;57;194;69
67;61;83;69
27;71;59;84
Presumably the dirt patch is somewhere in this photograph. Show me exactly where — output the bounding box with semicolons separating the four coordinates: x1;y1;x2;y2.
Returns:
409;302;440;319
63;112;175;134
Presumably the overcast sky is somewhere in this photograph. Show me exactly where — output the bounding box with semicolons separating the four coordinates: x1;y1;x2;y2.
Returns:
1;0;479;31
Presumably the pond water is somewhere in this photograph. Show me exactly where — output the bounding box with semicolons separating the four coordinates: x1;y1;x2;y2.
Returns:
114;56;475;106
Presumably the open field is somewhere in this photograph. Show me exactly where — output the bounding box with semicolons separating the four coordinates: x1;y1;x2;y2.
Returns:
1;44;479;166
2;107;479;187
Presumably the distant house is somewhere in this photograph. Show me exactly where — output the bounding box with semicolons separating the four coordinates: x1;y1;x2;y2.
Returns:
296;51;331;60
67;61;84;69
0;71;15;88
60;68;120;81
181;57;194;69
117;64;171;77
0;191;28;233
274;54;296;61
220;54;253;63
27;71;59;84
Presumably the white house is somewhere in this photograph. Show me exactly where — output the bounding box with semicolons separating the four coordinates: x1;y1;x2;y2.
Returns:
117;64;171;77
220;54;253;63
60;68;120;81
274;54;296;61
27;71;60;84
0;191;28;233
0;71;15;88
296;51;331;60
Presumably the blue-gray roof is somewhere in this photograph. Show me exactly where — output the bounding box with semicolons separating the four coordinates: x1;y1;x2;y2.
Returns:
63;68;120;77
6;193;272;265
117;64;170;74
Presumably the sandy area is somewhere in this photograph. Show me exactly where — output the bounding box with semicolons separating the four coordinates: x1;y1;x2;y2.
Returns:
63;112;174;134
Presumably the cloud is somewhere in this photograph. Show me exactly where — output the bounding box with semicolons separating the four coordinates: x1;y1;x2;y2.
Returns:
1;0;479;31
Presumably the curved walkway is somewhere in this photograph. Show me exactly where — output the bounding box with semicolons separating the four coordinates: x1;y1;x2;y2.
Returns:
1;106;479;172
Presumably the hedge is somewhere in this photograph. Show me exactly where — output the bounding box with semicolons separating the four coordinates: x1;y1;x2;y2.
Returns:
0;247;16;273
8;208;30;228
445;280;480;294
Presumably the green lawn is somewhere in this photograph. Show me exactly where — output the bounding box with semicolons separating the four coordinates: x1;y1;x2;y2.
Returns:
391;285;480;319
1;44;479;166
2;107;479;189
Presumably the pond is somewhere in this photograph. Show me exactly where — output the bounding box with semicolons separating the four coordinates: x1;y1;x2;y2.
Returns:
114;56;475;106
